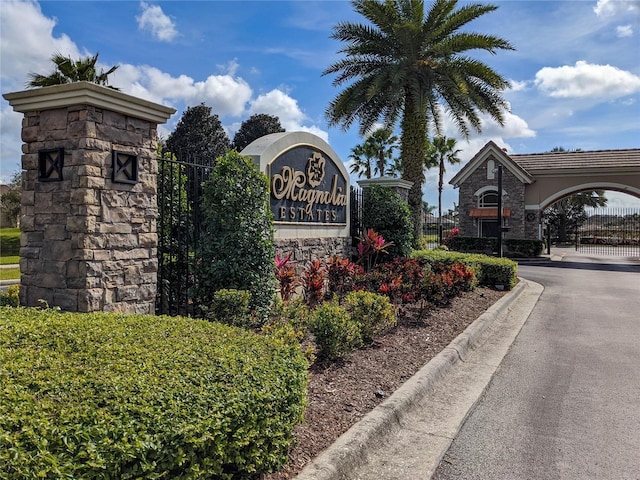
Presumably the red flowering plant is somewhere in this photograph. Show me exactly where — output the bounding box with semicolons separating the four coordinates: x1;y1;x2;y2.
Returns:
326;256;363;299
356;228;394;272
303;259;327;308
443;227;460;248
275;253;299;302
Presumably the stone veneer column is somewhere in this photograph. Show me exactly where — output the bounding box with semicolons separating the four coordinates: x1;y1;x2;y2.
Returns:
3;82;175;313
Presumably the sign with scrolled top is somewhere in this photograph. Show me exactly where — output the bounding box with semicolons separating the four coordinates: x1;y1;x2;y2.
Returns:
269;145;348;225
241;131;350;243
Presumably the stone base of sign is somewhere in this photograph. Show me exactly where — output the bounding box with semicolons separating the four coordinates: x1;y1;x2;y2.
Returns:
275;237;352;265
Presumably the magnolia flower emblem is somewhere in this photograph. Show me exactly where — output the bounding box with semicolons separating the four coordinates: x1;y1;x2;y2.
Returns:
306;152;326;188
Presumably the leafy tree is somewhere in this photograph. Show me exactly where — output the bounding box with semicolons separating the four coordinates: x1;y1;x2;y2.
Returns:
546;191;607;243
232;113;285;151
27;52;118;88
324;0;513;245
426;136;461;242
0;172;22;227
195;151;276;323
165;104;230;165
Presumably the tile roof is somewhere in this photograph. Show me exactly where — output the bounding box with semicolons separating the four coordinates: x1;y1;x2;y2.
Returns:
510;149;640;173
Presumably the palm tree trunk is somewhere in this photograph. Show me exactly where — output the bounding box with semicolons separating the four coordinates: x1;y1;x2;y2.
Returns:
438;160;444;244
400;97;427;247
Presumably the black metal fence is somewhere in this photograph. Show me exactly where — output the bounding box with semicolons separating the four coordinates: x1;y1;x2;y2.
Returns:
156;156;211;316
577;208;640;256
350;186;364;243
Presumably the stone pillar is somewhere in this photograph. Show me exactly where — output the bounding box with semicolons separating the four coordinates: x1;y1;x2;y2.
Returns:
357;177;413;202
3;82;175;313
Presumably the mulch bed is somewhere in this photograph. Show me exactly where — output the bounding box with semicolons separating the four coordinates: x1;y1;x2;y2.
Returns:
259;286;507;479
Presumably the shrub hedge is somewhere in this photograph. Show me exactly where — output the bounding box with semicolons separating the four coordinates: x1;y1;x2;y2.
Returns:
309;300;362;360
503;238;544;258
196;151;276;323
362;185;414;258
343;291;396;343
0;308;308;479
446;235;496;255
412;249;518;290
446;236;544;258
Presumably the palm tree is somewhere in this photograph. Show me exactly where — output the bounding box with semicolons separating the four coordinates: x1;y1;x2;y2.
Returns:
422;201;436;215
28;52;119;89
349;127;399;178
349;143;375;178
324;0;513;243
365;128;399;176
428;136;461;242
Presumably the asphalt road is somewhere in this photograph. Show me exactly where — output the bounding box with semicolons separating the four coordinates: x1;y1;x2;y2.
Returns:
434;250;640;480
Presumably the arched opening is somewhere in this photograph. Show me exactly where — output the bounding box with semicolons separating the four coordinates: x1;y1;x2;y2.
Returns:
542;188;640;252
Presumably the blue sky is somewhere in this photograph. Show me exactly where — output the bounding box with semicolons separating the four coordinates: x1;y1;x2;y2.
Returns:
1;0;639;210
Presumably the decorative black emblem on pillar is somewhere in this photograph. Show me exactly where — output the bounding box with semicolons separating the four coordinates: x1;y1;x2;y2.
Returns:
112;151;139;184
38;148;64;182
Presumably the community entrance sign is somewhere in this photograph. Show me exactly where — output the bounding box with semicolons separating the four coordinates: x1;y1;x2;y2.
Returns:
269;145;348;225
242;131;351;263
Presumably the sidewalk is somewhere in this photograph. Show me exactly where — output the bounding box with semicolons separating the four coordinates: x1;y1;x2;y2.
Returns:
0;264;20;290
294;277;543;480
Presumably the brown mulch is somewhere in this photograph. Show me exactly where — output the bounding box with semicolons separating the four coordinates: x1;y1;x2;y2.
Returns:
260;287;507;479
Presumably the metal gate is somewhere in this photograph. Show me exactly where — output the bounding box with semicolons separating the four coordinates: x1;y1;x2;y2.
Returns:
577;208;640;256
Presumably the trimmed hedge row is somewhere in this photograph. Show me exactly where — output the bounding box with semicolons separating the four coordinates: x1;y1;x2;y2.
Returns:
0;307;308;479
411;249;518;290
446;236;544;258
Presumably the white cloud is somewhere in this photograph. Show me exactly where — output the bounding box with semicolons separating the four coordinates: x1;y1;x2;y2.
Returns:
594;0;640;18
534;61;640;99
508;80;531;92
0;106;23;182
136;2;177;42
0;0;81;91
247;89;329;142
111;64;253;117
616;24;634;37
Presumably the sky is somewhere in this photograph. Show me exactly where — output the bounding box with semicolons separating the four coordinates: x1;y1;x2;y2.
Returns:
1;0;639;211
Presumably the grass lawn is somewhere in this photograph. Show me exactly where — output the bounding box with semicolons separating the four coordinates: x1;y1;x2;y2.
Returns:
0;256;20;265
1;228;21;258
0;267;20;281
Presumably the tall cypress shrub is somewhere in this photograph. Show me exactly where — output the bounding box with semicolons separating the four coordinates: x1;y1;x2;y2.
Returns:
196;151;276;323
362;185;414;258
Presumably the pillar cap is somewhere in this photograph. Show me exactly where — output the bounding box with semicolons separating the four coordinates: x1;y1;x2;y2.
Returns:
3;81;176;124
357;176;413;189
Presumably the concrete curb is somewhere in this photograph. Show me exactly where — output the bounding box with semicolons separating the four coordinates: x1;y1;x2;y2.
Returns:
294;279;534;480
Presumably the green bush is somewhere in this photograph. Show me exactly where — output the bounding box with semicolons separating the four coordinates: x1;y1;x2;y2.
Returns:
412;249;518;290
264;299;316;364
343;291;396;343
446;235;496;254
0;284;19;306
309;300;362;360
195;151;276;322
207;288;252;328
362;186;413;258
0;307;308;479
504;238;544;258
